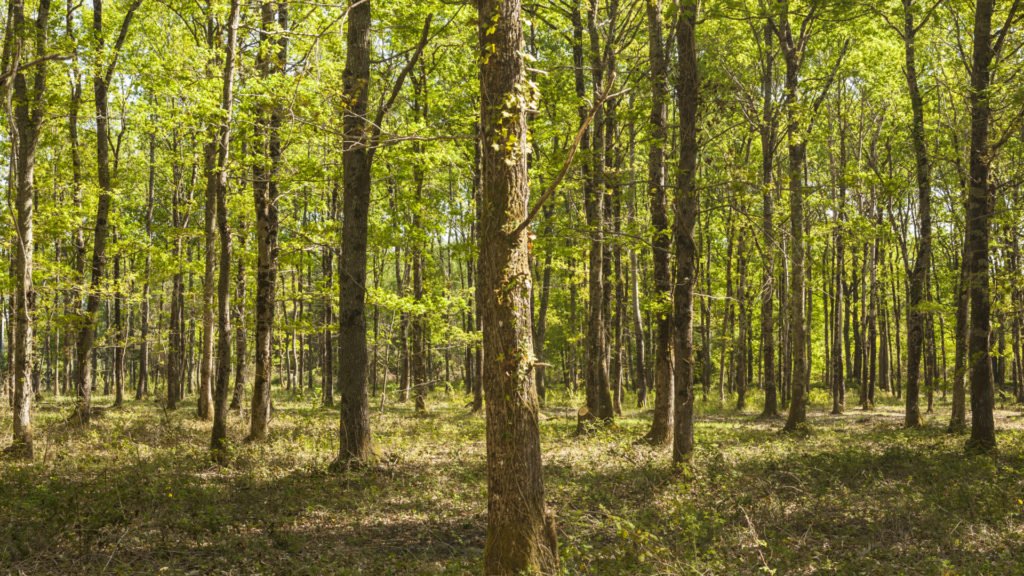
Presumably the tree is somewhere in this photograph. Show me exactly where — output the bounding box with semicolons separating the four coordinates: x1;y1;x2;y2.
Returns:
333;0;430;467
672;0;699;462
644;0;674;444
962;0;1006;452
248;0;288;442
477;0;558;570
772;0;814;432
210;0;242;459
73;0;143;424
334;0;375;464
758;21;780;420
899;0;936;428
3;0;54;458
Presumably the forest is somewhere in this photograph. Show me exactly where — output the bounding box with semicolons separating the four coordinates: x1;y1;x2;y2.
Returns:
1;0;1024;573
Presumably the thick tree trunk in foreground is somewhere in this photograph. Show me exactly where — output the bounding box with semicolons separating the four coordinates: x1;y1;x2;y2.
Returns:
478;0;558;571
335;0;375;464
672;0;699;463
964;0;996;452
5;0;53;457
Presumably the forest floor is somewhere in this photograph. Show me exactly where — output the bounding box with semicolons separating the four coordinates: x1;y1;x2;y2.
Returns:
2;388;1024;575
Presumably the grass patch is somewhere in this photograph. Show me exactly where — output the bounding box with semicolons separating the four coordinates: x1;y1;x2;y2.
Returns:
1;390;1023;574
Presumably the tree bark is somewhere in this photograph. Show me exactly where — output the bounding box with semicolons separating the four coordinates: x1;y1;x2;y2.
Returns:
672;0;699;462
4;0;53;457
902;0;933;427
210;0;241;458
535;205;555;405
644;0;673;441
248;0;287;442
477;0;558;571
138;132;155;400
200;133;217;420
232;229;247;411
950;230;969;431
581;0;613;423
964;0;997;452
774;3;812;432
758;21;779;419
335;0;375;463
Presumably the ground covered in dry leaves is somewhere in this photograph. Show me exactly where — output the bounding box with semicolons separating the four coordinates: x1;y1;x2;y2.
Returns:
2;389;1024;575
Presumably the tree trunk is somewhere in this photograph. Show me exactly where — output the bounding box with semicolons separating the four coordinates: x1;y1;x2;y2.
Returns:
902;0;932;427
630;251;647;409
775;5;811;432
581;0;612;423
320;186;337;407
113;253;124;407
138;133;155;400
200;135;217;420
758;21;779;419
477;0;558;571
535;205;555;406
672;0;699;462
335;0;375;464
5;0;53;457
232;230;247;411
964;0;996;452
210;0;241;458
248;0;287;442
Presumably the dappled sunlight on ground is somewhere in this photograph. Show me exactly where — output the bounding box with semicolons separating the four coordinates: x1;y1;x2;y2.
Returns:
1;391;1022;574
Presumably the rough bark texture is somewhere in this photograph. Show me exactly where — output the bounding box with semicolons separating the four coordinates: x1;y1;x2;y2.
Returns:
249;0;287;442
672;0;699;463
5;0;52;457
582;0;613;423
903;0;931;428
335;0;374;464
776;4;810;432
964;0;996;452
645;0;674;443
478;0;558;572
210;0;241;458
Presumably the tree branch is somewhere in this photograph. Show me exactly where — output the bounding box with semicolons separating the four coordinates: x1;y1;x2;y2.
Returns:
367;13;432;164
512;86;629;238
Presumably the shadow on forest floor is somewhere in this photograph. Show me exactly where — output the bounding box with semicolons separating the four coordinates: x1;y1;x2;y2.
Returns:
1;392;1023;575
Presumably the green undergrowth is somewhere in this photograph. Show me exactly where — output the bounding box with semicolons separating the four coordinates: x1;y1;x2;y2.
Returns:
1;389;1023;574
